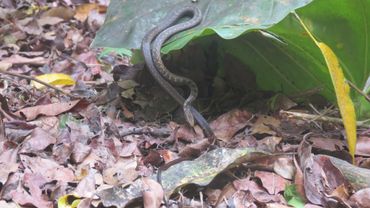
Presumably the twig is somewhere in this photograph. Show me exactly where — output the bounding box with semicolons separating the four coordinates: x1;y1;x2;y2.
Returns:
0;69;76;98
346;79;370;102
280;110;370;128
0;113;6;141
118;126;172;138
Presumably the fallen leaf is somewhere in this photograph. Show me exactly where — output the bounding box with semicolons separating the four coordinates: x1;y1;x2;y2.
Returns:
31;73;75;89
74;168;96;198
102;159;139;185
11;173;53;208
74;3;99;22
273;156;294;180
210;109;252;142
142;177;164;208
20;127;57;153
57;194;82;208
15;100;81;121
0;200;19;208
0;160;18;188
42;7;75;20
20;155;75;182
1;54;47;65
355;136;370;156
349;188;370;208
255;171;290;195
251;115;280;136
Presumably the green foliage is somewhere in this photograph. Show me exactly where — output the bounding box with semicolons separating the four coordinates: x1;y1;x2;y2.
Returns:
92;0;312;50
284;184;305;208
99;47;132;58
92;0;370;118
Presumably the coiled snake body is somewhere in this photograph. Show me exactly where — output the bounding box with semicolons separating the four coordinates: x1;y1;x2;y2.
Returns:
141;5;215;140
151;7;201;127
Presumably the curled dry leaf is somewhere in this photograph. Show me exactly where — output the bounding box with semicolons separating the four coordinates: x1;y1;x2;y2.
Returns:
11;173;53;208
41;7;75;20
0;200;18;208
349;188;370;208
20;155;75;182
210;109;253;142
273;156;294;180
1;54;47;65
255;171;290;195
142;177;164;208
74;3;100;22
251;115;280;136
102;159;139;185
74;169;97;198
355;136;370;156
20;127;57;153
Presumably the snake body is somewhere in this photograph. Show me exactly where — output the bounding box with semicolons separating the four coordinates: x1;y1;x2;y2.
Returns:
141;5;215;140
151;7;201;127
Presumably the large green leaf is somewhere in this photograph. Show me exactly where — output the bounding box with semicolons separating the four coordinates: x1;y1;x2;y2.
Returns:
92;0;312;50
267;0;370;117
92;0;370;118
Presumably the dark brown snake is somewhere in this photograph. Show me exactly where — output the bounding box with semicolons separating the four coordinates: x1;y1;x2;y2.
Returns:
151;7;201;127
141;5;216;199
141;5;215;141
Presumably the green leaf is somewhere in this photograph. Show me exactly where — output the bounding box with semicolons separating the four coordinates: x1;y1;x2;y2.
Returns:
93;0;370;118
284;184;305;208
99;47;133;58
267;0;370;118
92;0;313;51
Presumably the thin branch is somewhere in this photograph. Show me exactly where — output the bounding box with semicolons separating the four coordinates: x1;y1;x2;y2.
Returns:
346;79;370;102
280;110;370;128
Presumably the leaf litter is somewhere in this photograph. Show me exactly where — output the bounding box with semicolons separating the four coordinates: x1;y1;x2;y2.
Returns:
0;0;370;208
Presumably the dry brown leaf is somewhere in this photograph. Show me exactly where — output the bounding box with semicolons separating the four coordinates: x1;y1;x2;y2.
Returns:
255;171;290;195
20;155;75;182
15;100;81;121
210;109;252;142
11;173;53;208
20;127;57;153
74;3;99;22
251;115;280;135
355;136;370;156
142;177;164;208
41;7;75;20
1;54;47;65
74;169;97;198
349;188;370;208
102;159;138;185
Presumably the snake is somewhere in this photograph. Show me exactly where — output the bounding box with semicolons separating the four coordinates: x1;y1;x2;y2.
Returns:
151;6;201;127
141;5;216;141
141;6;216;204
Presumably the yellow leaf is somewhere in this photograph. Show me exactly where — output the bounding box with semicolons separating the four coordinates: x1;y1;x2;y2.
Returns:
57;194;81;208
32;73;75;89
295;13;357;160
74;3;98;22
